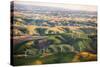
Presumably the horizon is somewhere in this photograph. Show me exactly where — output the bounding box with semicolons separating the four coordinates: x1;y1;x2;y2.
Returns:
14;1;97;12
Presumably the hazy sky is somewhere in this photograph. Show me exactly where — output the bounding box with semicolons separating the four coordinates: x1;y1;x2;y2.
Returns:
14;1;97;12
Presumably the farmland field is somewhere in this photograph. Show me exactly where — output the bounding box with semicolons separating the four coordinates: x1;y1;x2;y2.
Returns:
11;1;97;66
